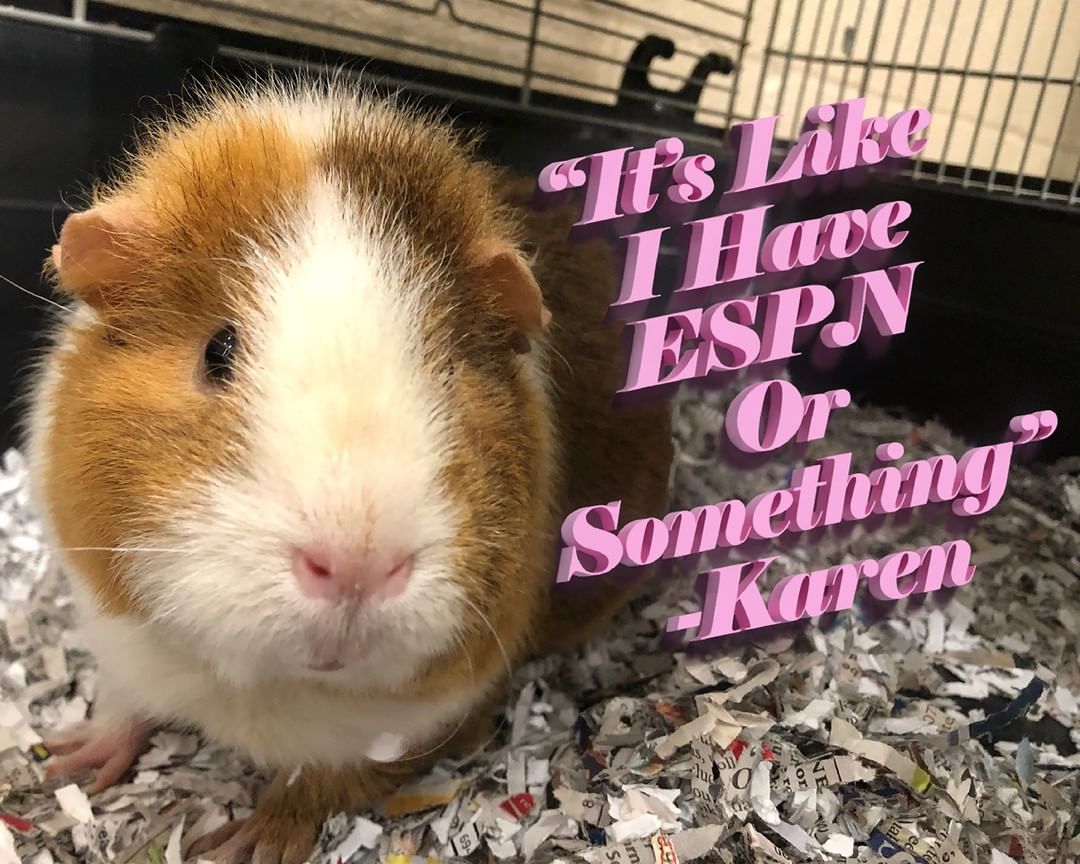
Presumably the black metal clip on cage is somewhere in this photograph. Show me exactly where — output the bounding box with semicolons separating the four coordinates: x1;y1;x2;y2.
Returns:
617;35;735;130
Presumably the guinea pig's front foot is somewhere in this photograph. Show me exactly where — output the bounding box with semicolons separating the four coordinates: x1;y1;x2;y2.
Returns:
187;811;316;864
186;769;326;864
187;761;411;864
42;717;155;793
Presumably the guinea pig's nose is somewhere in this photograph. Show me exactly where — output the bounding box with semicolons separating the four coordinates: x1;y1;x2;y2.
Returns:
291;546;414;603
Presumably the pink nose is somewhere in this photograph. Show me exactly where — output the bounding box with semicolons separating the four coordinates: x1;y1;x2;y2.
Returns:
291;546;414;603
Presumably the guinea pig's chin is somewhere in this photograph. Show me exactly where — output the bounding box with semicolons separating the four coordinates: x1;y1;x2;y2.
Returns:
208;579;462;689
204;615;421;689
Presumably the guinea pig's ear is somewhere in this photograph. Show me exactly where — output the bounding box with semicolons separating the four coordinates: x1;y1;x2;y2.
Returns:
50;202;146;305
470;240;552;354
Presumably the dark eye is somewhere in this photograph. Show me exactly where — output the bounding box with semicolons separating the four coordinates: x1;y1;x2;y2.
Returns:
204;325;238;386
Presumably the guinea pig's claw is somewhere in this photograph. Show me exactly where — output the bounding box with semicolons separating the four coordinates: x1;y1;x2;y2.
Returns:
185;821;247;861
186;816;315;864
42;720;153;793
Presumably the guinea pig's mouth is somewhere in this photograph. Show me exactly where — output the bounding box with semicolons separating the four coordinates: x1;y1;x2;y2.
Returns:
309;659;345;672
304;601;379;672
306;633;370;672
308;631;347;670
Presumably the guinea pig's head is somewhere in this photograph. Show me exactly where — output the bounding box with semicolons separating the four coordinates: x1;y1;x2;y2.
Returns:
27;83;554;687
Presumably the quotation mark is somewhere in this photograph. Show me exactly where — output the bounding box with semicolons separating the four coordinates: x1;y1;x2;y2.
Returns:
1008;410;1058;445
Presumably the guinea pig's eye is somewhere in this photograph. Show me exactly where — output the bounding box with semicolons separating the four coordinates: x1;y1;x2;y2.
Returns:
203;325;238;386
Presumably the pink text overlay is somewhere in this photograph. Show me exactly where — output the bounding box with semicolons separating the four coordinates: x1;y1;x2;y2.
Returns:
538;97;1059;643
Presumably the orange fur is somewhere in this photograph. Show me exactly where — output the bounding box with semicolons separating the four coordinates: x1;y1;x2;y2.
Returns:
40;108;314;616
29;80;674;860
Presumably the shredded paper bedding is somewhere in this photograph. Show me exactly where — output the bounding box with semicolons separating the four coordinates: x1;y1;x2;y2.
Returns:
0;390;1077;864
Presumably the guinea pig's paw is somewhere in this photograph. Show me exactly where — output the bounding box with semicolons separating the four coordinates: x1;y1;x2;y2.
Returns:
185;813;317;864
43;717;154;793
185;782;319;864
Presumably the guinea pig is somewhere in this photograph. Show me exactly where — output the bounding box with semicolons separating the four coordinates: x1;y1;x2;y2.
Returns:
23;78;673;863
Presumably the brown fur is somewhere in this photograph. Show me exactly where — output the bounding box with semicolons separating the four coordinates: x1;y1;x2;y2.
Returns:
32;81;673;861
40;107;315;615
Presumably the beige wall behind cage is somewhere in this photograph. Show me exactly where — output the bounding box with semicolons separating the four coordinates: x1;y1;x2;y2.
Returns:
9;0;1080;203
743;0;1080;198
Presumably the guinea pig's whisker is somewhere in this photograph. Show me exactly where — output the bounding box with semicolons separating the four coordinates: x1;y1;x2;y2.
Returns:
452;641;516;767
547;343;574;378
396;595;515;765
394;640;476;765
56;545;187;554
1;271;237;354
0;274;158;350
458;595;516;756
0;273;69;315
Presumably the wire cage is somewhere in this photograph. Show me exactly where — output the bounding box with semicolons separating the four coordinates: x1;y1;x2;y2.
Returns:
751;0;1080;205
2;0;1079;205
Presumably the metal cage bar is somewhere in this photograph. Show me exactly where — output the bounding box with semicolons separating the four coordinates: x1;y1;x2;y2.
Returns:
758;0;1080;206
1;0;754;140
4;0;1077;207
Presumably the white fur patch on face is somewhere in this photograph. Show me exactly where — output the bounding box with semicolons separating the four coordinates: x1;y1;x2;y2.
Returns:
124;172;466;689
